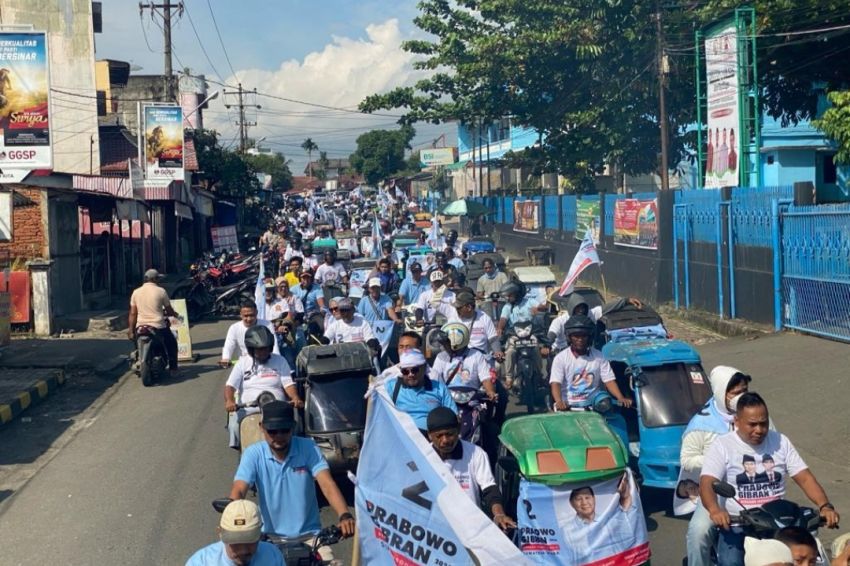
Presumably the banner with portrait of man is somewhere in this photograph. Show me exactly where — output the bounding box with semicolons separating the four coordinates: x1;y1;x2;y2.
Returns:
517;470;650;566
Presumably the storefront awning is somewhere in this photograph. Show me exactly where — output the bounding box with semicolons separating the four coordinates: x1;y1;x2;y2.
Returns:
175;202;194;220
73;174;134;199
445;159;470;171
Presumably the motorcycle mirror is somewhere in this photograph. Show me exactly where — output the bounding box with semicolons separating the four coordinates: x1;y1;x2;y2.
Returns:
712;480;736;499
498;455;521;475
429;330;448;349
211;497;233;513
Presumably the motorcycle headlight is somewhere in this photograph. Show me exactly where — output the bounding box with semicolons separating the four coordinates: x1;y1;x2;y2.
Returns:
450;389;474;404
590;391;613;414
515;325;532;338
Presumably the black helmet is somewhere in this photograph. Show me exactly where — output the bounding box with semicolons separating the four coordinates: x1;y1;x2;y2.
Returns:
381;239;393;251
499;280;526;302
563;315;596;337
291;233;303;244
244;325;275;352
302;242;313;255
323;248;337;261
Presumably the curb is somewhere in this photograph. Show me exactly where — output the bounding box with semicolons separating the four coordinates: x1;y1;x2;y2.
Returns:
0;369;66;426
659;306;773;339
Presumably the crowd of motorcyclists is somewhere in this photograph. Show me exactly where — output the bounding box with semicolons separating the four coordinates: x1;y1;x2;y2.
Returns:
120;186;849;565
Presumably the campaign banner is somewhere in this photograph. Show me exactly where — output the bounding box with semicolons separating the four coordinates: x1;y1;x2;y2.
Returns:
349;269;371;299
517;470;650;566
142;104;184;180
169;299;194;361
0;32;52;170
211;225;239;254
576;200;600;244
613;199;658;250
513;200;540;234
372;320;395;356
405;252;436;280
672;468;701;516
704;22;740;188
559;229;601;297
354;385;531;566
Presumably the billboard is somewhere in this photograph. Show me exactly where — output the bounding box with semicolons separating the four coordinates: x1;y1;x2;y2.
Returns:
614;199;658;250
420;147;456;166
0;32;51;170
513;200;540;234
576;199;600;244
704;23;740;188
142;104;184;181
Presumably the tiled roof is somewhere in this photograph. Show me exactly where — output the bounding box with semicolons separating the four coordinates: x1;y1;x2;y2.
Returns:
98;125;138;173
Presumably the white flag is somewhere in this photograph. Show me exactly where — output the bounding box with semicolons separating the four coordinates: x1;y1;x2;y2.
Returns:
559;228;601;296
254;255;267;321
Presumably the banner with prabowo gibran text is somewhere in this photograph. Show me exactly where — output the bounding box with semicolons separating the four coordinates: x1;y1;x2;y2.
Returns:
0;32;52;170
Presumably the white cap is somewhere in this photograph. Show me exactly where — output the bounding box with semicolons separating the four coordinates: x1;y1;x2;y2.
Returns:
399;349;427;368
219;500;262;544
429;270;445;282
368;277;382;288
744;537;793;566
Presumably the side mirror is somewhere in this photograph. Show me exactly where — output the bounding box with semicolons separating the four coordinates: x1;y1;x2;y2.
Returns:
631;367;647;388
712;480;736;499
211;497;233;513
498;455;521;475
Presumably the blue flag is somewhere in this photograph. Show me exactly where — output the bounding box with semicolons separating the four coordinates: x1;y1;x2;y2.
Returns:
353;385;530;565
371;320;395;356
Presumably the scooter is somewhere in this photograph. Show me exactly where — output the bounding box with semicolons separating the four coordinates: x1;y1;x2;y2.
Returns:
132;323;174;387
510;320;545;414
211;498;343;566
448;385;488;446
235;390;277;453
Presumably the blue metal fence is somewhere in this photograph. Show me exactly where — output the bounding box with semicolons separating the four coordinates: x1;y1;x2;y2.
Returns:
504;196;514;225
543;195;560;230
781;203;850;342
604;194;625;236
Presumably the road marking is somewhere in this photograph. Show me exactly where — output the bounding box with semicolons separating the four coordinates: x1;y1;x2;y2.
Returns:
36;381;48;398
0;405;11;423
17;392;30;410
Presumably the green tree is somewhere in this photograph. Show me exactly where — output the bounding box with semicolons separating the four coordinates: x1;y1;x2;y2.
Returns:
814;91;850;164
301;138;319;178
244;151;294;191
191;129;260;197
349;125;416;185
315;151;330;181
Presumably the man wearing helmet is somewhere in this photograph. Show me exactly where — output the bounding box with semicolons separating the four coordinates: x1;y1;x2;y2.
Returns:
549;315;633;411
314;249;348;286
300;242;319;272
546;294;643;356
497;280;545;389
224;325;303;449
283;234;304;262
431;322;498;402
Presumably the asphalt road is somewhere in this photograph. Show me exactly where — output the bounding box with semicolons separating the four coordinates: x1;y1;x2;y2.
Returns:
1;318;848;565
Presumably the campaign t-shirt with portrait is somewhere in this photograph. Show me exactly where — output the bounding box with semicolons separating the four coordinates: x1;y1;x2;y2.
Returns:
436;303;498;354
701;430;808;515
314;263;347;285
548;347;615;407
431;349;492;389
324;316;376;344
440;440;496;507
225;354;294;407
267;295;305;320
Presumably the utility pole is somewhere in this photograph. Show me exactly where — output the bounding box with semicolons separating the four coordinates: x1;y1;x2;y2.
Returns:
223;84;261;153
655;0;670;191
139;0;183;101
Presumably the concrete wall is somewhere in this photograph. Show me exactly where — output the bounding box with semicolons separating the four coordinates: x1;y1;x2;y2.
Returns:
115;75;168;135
2;0;100;174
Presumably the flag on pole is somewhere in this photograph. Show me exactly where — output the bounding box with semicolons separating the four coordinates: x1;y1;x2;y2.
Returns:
427;212;444;250
371;214;381;259
558;228;601;296
254;255;267;320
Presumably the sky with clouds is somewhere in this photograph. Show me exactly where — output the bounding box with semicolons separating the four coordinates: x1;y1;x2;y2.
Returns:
96;0;453;173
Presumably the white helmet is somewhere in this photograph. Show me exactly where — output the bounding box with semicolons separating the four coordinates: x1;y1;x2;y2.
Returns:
441;322;470;352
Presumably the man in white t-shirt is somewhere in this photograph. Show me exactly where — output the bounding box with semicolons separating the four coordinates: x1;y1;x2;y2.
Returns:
414;271;456;324
314;249;347;286
700;392;840;566
220;301;280;367
223;325;303;449
323;298;380;354
426;407;515;532
548;315;632;410
434;291;501;356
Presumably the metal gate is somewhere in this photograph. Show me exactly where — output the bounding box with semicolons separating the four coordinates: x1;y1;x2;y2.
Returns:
780;204;850;341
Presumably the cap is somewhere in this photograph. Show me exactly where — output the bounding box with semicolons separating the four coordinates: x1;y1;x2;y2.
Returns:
368;277;382;288
743;537;793;566
275;276;287;287
399;349;427;369
430;270;445;282
261;401;296;430
427;407;460;432
453;291;476;308
144;268;162;281
219;500;262;544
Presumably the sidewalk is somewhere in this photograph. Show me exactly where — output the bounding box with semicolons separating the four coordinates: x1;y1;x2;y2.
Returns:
0;332;132;426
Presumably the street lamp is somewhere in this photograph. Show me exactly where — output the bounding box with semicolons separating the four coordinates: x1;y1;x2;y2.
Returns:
183;89;220;123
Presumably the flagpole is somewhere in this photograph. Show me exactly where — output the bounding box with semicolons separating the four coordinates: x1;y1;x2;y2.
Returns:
598;264;608;302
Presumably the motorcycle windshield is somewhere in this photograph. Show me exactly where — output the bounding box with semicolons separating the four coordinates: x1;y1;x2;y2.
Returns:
637;363;711;428
306;377;369;433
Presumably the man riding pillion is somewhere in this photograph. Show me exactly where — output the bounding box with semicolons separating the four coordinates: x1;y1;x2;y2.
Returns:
435;291;501;357
369;257;401;296
414;270;456;326
496;280;545;389
426;407;516;532
356;277;400;325
314;248;348;287
128;268;180;377
220;301;279;368
230;401;354;562
384;349;457;432
224;326;303;450
291;270;324;314
186;499;283;566
700;392;839;566
548;315;633;411
430;323;498;402
398;261;429;305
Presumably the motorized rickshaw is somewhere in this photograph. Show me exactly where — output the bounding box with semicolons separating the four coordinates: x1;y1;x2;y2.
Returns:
413;212;432;229
497;412;651;565
295;343;371;474
335;229;360;258
461;235;496;256
596;303;712;489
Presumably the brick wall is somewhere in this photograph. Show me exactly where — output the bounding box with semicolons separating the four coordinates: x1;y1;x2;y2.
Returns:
0;189;46;264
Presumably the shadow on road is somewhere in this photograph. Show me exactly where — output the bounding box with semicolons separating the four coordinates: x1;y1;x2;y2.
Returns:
0;490;12;505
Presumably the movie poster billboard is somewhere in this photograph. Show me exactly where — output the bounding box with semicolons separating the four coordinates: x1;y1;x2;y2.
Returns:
0;32;51;170
142;104;184;180
517;471;650;565
576;199;601;244
514;200;540;234
614;199;658;250
704;22;740;188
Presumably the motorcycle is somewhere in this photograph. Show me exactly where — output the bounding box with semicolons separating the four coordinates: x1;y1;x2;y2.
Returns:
509;320;546;414
448;385;488;446
211;498;343;566
235;390;278;453
711;480;829;564
132;322;174;387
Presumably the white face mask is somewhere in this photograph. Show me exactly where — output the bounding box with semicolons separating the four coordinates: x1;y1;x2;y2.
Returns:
728;393;744;412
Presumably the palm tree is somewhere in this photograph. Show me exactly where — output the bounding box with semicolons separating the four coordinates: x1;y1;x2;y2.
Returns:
301;138;319;178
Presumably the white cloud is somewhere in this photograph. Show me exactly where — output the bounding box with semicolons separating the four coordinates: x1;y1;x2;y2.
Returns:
203;19;449;169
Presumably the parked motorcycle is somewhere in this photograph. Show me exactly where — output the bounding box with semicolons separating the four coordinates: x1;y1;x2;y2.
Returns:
211;498;343;565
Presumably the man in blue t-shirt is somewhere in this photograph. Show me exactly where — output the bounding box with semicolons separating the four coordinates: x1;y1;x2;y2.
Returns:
399;261;430;305
185;499;283;565
229;401;355;560
290;271;324;313
356;278;400;325
384;349;457;431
